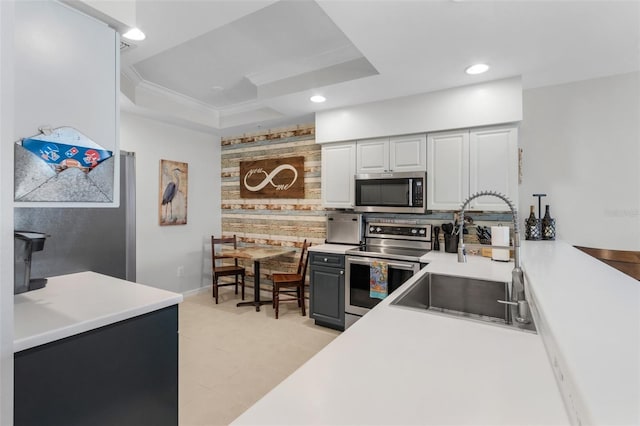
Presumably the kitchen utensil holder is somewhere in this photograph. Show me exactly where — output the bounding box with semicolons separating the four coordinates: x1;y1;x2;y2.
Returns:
444;234;459;253
542;218;556;240
525;219;542;241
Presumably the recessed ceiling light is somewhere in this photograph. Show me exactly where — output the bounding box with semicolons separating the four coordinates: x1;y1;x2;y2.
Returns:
123;28;146;41
465;63;489;75
310;95;326;103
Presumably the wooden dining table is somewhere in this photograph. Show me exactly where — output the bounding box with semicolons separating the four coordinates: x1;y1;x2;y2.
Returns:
218;245;296;312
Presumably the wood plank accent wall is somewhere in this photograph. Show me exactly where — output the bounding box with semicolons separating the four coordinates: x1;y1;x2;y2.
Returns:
220;124;324;293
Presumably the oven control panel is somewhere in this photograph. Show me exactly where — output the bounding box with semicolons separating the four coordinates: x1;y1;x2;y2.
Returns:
366;223;431;241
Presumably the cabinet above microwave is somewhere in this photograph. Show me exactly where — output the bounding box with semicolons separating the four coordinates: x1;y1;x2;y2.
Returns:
356;134;426;174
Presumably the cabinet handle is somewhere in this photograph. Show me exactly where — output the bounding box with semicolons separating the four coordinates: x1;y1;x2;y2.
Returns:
324;258;328;262
340;270;344;275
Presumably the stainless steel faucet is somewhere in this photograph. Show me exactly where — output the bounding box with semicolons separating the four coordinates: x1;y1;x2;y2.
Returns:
456;190;531;324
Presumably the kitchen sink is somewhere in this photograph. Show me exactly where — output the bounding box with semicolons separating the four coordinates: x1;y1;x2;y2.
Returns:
391;273;536;333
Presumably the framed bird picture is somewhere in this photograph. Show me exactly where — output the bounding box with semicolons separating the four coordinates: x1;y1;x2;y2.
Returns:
159;159;188;226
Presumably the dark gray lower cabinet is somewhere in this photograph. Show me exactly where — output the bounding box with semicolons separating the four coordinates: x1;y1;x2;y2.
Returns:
309;252;345;330
14;305;178;426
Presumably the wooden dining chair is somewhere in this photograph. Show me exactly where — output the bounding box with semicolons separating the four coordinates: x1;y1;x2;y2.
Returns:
271;240;311;319
211;235;246;304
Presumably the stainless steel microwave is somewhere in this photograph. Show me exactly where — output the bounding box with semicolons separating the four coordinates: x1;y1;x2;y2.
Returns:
354;171;426;213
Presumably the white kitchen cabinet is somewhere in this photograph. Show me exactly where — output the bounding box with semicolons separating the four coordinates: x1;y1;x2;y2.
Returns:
356;138;387;173
322;142;356;208
427;130;470;211
356;134;426;173
389;134;427;172
427;126;518;212
469;126;519;211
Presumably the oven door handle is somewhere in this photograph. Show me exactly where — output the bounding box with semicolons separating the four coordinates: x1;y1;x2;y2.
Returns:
383;261;417;271
347;256;417;271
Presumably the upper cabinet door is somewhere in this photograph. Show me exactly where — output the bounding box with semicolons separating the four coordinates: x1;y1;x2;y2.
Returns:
469;126;518;211
389;134;426;172
427;131;470;211
356;138;388;173
322;142;356;208
357;134;426;174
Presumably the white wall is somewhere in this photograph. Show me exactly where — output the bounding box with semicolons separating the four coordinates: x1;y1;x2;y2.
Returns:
120;112;221;293
520;72;640;251
315;77;523;143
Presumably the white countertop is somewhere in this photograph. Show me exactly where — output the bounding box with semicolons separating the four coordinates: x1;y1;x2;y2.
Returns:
522;241;640;425
233;252;569;425
312;245;516;283
421;250;515;282
309;243;359;254
14;271;183;352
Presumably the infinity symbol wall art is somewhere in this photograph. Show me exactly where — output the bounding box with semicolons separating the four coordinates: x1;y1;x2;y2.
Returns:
239;156;304;199
243;164;298;192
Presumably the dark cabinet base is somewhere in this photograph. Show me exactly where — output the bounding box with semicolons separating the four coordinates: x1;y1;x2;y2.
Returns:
14;305;178;426
312;319;345;331
309;252;345;331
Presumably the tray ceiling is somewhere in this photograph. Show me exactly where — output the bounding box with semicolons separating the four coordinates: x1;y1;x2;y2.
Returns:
113;0;640;135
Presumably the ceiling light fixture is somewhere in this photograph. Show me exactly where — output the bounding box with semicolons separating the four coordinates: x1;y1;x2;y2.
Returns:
310;95;326;103
465;63;489;75
123;28;146;41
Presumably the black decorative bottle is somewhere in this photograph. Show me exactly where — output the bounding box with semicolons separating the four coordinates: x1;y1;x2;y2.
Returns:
541;205;556;240
525;205;541;240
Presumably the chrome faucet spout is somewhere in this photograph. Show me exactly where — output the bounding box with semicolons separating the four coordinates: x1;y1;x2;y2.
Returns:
457;190;530;324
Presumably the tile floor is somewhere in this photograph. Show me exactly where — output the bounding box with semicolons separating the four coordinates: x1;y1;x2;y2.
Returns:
178;288;341;426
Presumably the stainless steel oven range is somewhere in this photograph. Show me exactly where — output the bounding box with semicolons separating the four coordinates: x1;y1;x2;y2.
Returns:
345;222;431;326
